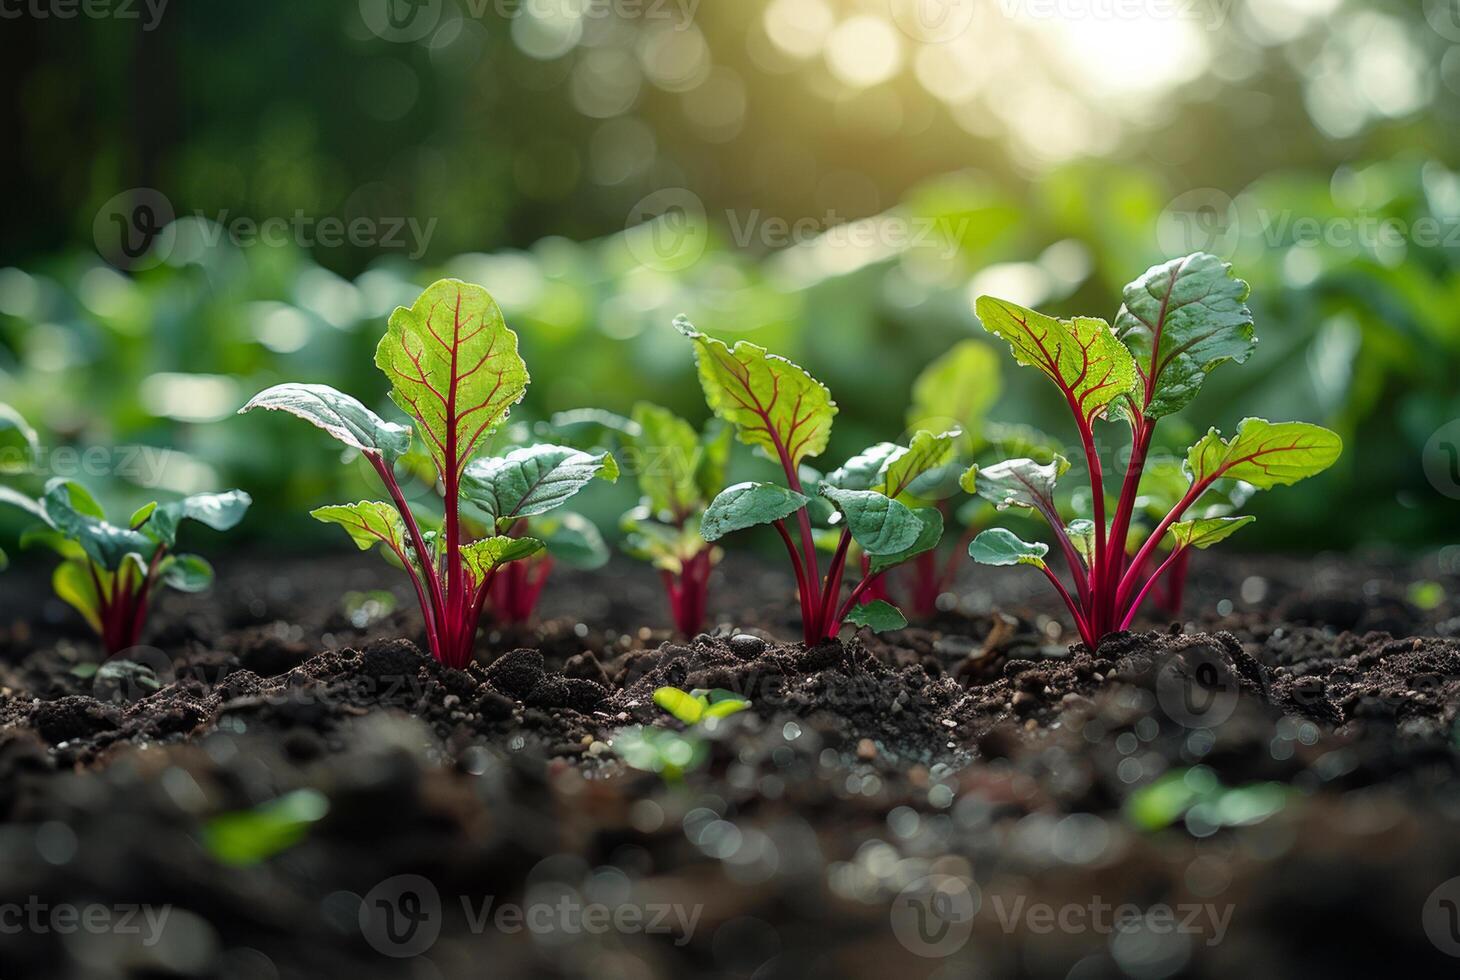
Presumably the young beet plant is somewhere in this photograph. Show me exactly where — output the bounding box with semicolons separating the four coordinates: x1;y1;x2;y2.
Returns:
677;318;952;645
1;403;251;653
966;253;1342;649
619;402;732;635
240;279;615;669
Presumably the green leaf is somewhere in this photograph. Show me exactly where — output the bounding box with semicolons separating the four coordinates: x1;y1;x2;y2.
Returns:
972;456;1070;512
311;502;409;557
129;502;158;528
1066;518;1096;566
0;485;45;523
462;444;617;526
239;383;412;462
611;725;707;780
701;482;811;542
20;524;85;559
969;528;1048;568
675;316;836;467
1114;253;1255;419
53;559;104;633
41;480;156;571
824;443;900;492
460;535;544;581
875;429;961;501
976;297;1139;423
627;402;703;518
907;341;1001;442
1185;418;1342;489
539;407;639;448
148;490;252;546
376;279;529;475
202;789;330;867
533;511;609;570
845;600;908;632
653;686;706;725
819;487;922;556
701;695;750;719
694;420;734;505
1166;515;1256;551
981;421;1064;463
868;507;944;575
160;554;215;593
0;403;39;474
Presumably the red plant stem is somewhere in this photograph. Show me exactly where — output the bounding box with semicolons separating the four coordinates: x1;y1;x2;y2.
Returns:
1117;478;1208;612
1102;419;1154;632
1119;547;1187;631
773;519;817;644
816;529;853;640
1158;548;1191;616
1038;562;1096;648
368;453;445;654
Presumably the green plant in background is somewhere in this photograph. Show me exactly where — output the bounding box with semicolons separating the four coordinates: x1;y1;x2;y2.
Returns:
239;278;617;669
967;253;1343;648
0;460;250;653
0;404;40;571
618;403;733;636
678;317;953;645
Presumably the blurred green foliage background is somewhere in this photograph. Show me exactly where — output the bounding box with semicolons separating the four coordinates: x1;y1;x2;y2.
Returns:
1;0;1458;555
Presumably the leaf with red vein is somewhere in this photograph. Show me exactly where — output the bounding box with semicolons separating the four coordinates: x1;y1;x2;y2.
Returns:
975;297;1137;425
674;316;836;469
1185;418;1342;489
375;279;528;477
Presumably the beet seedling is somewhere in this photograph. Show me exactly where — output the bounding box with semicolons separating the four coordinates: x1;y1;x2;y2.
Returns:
240;279;616;669
619;402;732;635
967;253;1342;648
677;318;949;644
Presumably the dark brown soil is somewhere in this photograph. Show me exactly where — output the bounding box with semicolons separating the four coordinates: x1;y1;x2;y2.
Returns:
0;549;1458;978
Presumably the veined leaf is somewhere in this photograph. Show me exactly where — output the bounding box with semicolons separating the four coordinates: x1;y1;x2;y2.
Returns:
845;600;908;633
239;383;411;462
701;483;811;542
1114;253;1255;419
311;502;409;557
675;316;836;468
976;297;1138;424
969;528;1048;568
149;490;252;547
875;429;960;501
462;444;617;527
0;403;38;474
376;279;528;478
824;443;900;492
628;402;702;518
1185;418;1342;489
461;536;544;581
972;456;1070;512
819;487;922;556
42;480;156;571
868;507;943;575
1166;516;1256;551
907;340;1001;442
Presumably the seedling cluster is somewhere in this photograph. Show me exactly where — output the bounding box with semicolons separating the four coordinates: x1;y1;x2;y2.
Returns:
1;253;1343;671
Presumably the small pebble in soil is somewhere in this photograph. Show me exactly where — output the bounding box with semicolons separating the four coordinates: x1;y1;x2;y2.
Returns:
729;634;766;659
856;738;877;761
